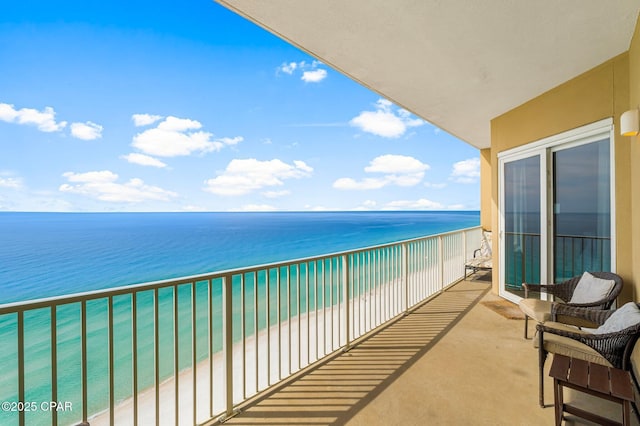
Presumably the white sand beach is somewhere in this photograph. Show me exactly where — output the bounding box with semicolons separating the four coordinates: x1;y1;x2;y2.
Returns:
88;270;439;426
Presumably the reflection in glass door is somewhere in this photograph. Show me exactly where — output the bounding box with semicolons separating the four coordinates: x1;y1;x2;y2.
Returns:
499;120;614;302
503;155;541;299
553;139;611;282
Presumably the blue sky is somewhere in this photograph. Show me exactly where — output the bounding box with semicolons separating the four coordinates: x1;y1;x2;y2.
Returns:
0;0;480;212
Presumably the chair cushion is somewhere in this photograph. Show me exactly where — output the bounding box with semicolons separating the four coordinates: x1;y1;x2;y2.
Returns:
568;271;615;304
534;321;612;367
518;298;553;322
466;257;492;269
480;231;492;257
593;302;640;335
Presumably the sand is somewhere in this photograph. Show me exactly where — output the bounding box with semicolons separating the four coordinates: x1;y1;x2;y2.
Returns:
87;270;439;426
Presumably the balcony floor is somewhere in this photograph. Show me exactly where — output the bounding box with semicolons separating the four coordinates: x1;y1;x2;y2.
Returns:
216;276;638;426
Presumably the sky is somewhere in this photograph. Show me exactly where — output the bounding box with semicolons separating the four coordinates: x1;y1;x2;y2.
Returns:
0;0;480;213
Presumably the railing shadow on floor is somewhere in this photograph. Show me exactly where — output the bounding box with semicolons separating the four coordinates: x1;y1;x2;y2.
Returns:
212;280;490;426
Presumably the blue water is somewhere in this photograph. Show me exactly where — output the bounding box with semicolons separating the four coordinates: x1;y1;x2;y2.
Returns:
0;211;479;304
0;211;478;425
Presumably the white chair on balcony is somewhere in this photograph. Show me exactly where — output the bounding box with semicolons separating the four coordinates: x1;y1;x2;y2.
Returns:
518;271;623;339
464;230;492;279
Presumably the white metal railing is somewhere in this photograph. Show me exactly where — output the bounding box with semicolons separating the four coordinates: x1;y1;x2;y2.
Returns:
0;226;481;426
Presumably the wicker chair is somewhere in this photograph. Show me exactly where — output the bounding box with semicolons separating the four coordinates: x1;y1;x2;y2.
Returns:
519;272;623;339
535;303;640;407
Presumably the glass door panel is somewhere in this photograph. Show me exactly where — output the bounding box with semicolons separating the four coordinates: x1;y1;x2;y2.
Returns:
553;139;611;281
503;155;541;298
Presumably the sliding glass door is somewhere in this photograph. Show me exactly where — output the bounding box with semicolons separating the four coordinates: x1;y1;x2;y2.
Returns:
552;139;611;282
499;119;614;302
502;154;542;299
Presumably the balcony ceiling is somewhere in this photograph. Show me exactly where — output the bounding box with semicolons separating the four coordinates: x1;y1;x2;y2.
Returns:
215;0;640;149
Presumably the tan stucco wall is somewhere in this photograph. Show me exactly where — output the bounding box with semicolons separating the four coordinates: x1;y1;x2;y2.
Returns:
630;19;640;302
479;148;491;231
489;48;635;300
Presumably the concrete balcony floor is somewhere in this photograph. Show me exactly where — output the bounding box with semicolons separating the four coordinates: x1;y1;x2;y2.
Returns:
217;277;639;426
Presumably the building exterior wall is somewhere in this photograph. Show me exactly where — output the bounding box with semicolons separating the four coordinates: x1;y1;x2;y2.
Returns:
479;148;491;231
629;19;640;302
489;37;636;300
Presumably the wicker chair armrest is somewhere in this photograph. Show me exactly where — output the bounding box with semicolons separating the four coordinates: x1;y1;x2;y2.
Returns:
537;322;591;339
567;301;612;308
522;283;567;301
551;304;613;325
537;322;640;369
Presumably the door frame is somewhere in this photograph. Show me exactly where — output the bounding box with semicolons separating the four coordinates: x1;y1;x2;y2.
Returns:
497;118;615;303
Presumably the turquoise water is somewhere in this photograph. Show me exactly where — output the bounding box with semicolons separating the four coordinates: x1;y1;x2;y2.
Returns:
0;211;479;425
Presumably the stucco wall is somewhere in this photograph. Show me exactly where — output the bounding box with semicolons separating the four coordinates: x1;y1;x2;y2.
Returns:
630;19;640;302
479;148;491;231
489;50;634;301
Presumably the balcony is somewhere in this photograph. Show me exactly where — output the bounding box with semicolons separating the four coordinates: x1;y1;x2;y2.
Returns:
210;277;637;426
0;226;635;425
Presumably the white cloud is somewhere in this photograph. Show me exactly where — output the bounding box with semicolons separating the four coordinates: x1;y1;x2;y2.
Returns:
333;154;429;190
70;121;103;140
450;157;480;183
0;103;67;132
350;111;405;138
132;113;163;127
333;177;388;190
262;190;291;198
364;154;429;174
121;153;167;168
278;62;299;74
293;160;313;173
64;170;118;183
278;60;327;83
157;116;201;132
350;99;424;138
131;116;243;157
0;177;22;188
59;170;177;203
385;198;444;210
397;108;425;128
302;69;327;83
424;182;447;189
387;173;425;187
204;158;313;196
217;136;243;146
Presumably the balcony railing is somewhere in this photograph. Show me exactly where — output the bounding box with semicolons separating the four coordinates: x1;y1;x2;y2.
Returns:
0;226;481;426
504;232;611;291
554;234;611;281
504;231;541;290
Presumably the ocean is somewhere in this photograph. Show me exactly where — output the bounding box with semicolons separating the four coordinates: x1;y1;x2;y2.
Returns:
0;211;479;304
0;211;479;425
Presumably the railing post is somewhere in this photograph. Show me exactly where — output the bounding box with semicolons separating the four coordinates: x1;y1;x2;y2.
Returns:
402;243;408;313
438;236;444;292
222;274;234;420
463;230;468;278
342;254;351;351
17;311;24;426
81;301;88;425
